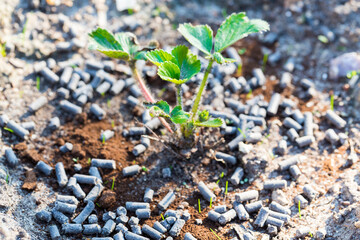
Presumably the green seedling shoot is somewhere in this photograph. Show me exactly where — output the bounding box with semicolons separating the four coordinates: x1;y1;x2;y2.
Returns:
87;158;91;165
5;173;9;184
111;177;115;191
95;202;101;208
36;76;40;90
298;200;302;219
198;199;201;213
0;42;6;57
318;35;328;44
262;53;269;71
225;181;228;195
209;197;213;208
161;213;165;220
111;120;115;128
88;28;172;133
210;228;222;240
4;127;14;133
102;134;106;144
72;157;78;163
142;166;148;172
330;94;334;111
107;99;111;108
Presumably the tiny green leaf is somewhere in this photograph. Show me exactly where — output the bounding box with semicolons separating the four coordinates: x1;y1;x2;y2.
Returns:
157;62;183;84
146;49;175;67
88;28;130;60
144;100;170;115
198;110;209;122
170;106;190;124
213;52;236;64
195;118;223;127
178;23;213;55
214;13;269;53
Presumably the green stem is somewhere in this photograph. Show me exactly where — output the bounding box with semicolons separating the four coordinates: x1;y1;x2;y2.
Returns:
129;61;173;133
191;58;214;120
176;84;183;108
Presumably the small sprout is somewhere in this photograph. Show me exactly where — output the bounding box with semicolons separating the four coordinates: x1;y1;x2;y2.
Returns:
237;128;247;139
262;53;269;71
111;177;115;191
220;172;224;178
298;200;302;219
5;173;9;184
209;197;213;209
71;64;77;69
246;88;253;99
102;134;106;144
36;76;40;90
87;158;91;165
157;87;167;98
309;232;313;237
161;213;165;220
318;35;329;44
111;120;115;128
330;94;334;111
104;180;109;185
101;92;105;97
225;181;228;195
127;8;134;15
19;91;24;98
95;203;101;208
237;62;243;76
238;48;246;55
107;99;111;108
198;199;201;213
142;166;148;172
72;157;79;163
210;228;222;240
346;70;358;79
0;42;6;57
4;127;14;133
22;17;29;42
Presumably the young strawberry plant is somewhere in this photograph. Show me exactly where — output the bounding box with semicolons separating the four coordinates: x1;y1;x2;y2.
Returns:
144;12;269;144
88;28;173;132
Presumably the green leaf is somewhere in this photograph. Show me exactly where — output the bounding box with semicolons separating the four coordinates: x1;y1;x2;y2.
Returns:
198;110;209;122
134;51;147;61
88;28;130;60
178;23;213;55
195;118;223;127
146;49;175;66
171;45;201;80
157;62;186;84
213;52;236;64
114;32;138;54
170;106;190;124
214;13;269;53
144;100;170;115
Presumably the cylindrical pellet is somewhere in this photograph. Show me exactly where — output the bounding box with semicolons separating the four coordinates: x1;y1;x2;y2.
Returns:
55;201;77;214
113;232;125;240
123;165;141;177
52;209;69;224
133;144;147;156
144;188;154;203
60;67;73;86
145;118;161;130
267;93;281;116
279;72;292;89
60;100;82;115
117;207;127;216
214;205;227;214
7;120;29;139
60;142;73;153
218;209;237;225
110;80;125;95
73;201;95;224
254;207;270;227
41;67;59;83
158;191;176;211
89;167;102;183
100;130;114;142
130;85;142;97
184;233;197;240
266;216;284;228
0;114;9;127
90;104;106;120
277;140;287;156
67;73;81;91
283;117;302;131
36;210;52;222
169;219;185;237
325;110;346;129
84;183;104;202
5;148;19;168
49;225;61;240
21;121;35;131
153;221;167;234
96;81;111;95
62;223;83;234
115;223;129;233
292;109;304;124
88;214;98;224
131;225;142;235
303;184;319;201
116;215;129;224
125;231;150;240
136;208;151;219
294;195;308;209
49;117;60;130
296;226;311;238
127;95;139;107
269;201;291;215
55;162;68;187
91;159;116;169
278;156;298;171
228;134;245;151
253;68;266;86
233;202;249;220
141;136;151;148
264;180;287;190
208;210;221;222
73;174;100;185
57;195;78;205
29;96;48;112
230;167;244;185
129;127;147;136
102;219;116;236
268;209;290;223
325;129;339;144
289;165;301;179
126;202;150;212
296;136;315;147
235;190;259;202
83;224;101;235
198;181;216;202
245;201;263;213
303;112;313;136
215;152;236;165
142;224;163;240
71;183;86;199
287;128;299;141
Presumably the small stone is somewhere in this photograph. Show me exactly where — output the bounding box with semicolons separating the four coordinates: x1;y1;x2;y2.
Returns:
195;219;202;225
271;190;288;205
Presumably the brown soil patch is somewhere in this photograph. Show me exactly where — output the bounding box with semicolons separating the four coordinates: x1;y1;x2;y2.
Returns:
22;170;37;191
